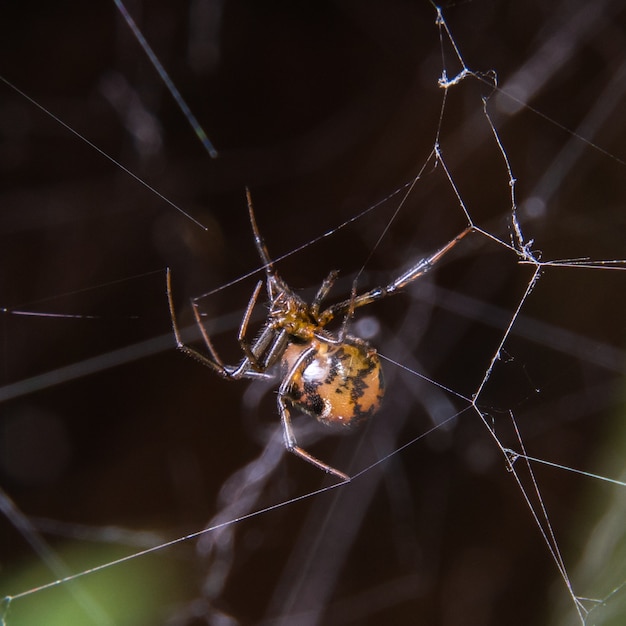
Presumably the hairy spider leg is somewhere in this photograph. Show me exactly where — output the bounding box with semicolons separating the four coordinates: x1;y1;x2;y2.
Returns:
245;189;348;327
245;187;292;302
240;188;309;369
310;269;340;318
192;278;284;376
166;268;272;380
244;189;355;351
278;344;351;482
234;279;275;371
323;225;474;320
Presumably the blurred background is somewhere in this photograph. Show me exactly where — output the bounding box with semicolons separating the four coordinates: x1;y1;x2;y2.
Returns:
1;1;625;624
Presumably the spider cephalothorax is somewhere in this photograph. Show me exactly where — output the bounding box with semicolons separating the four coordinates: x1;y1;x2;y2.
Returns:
167;189;471;481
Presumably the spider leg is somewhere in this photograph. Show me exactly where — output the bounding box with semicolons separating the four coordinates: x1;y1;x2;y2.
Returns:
190;299;269;378
166;268;272;380
246;188;299;303
260;328;290;369
390;225;473;291
278;397;351;482
236;279;266;369
336;281;359;343
311;269;339;318
233;278;296;373
324;226;474;318
277;346;351;482
246;187;275;277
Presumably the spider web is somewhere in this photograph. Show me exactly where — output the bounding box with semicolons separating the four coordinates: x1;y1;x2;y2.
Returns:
1;1;626;625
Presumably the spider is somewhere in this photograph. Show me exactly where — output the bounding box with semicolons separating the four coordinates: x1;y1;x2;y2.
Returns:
167;190;472;481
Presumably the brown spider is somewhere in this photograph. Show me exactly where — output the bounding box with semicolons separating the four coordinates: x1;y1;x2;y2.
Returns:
167;190;472;481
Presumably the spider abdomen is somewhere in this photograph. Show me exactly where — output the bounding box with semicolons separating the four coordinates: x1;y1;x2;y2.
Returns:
282;338;385;428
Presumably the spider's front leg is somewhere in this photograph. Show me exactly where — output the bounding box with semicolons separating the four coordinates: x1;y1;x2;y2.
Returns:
323;226;474;319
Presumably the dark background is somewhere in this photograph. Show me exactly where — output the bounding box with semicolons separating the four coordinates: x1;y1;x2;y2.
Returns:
1;1;626;624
